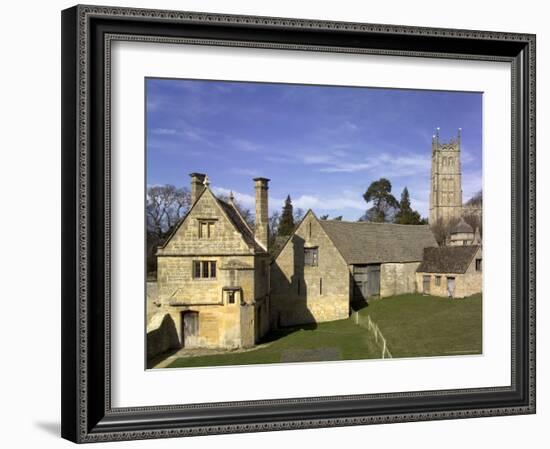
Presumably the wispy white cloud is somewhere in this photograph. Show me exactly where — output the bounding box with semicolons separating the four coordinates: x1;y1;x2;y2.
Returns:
226;137;263;152
212;187;256;209
316;152;430;177
319;162;375;173
151;127;177;135
290;194;365;211
230;168;261;177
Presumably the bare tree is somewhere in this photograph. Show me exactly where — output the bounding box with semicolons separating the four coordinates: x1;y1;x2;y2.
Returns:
146;185;191;276
430;217;460;247
146;184;191;235
463;213;482;237
293;207;305;223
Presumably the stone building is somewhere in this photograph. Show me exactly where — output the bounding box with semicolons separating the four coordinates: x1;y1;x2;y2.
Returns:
416;245;482;298
429;128;463;224
152;174;271;352
270;211;438;327
448;217;481;246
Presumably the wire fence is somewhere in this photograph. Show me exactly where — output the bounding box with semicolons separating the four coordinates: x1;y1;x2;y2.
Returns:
352;311;393;359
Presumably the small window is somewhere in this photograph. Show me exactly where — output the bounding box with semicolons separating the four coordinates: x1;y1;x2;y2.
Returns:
227;291;235;304
193;260;217;278
435;276;441;286
319;277;323;295
202;261;209;278
304;247;318;266
199;220;215;238
193;261;201;278
476;259;482;271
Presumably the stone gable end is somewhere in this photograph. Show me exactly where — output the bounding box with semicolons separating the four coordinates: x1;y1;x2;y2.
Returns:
271;211;350;326
160;189;252;255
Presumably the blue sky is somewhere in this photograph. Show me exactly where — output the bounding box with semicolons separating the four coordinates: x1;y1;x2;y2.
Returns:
146;78;482;220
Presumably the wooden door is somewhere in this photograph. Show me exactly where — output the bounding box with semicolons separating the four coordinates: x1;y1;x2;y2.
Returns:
423;275;431;293
182;311;199;347
367;265;380;297
447;277;456;298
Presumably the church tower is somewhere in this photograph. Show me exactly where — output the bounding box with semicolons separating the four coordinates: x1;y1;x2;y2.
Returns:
429;128;463;225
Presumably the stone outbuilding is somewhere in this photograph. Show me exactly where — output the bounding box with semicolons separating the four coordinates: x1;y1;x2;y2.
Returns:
270;211;438;327
448;217;481;246
152;174;271;353
416;245;482;298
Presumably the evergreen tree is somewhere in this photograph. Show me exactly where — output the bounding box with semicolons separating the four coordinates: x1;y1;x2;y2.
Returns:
278;195;295;236
394;187;423;225
360;178;399;222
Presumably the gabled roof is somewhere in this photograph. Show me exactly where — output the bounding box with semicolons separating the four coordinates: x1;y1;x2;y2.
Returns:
319;220;438;265
417;245;480;274
159;187;267;254
216;198;266;253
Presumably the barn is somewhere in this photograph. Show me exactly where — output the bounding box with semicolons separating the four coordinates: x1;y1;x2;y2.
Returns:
270;211;438;327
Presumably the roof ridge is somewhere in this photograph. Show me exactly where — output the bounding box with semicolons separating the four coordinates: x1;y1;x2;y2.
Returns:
320;220;430;228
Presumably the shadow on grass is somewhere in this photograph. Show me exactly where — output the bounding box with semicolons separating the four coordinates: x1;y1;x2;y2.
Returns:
146;347;180;369
350;297;369;312
259;322;318;344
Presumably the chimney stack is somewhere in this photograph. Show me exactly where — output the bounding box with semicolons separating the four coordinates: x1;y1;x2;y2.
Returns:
253;177;270;251
190;173;206;204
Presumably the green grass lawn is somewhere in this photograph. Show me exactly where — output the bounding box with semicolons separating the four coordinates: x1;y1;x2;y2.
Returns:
167;317;380;368
360;293;482;358
165;293;482;368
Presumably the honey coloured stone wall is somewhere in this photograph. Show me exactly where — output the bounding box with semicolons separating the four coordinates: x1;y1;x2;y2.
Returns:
271;212;350;327
380;262;420;297
159;189;252;256
154;187;270;350
416;247;482;298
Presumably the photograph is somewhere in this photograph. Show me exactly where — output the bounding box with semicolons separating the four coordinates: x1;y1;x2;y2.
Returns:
57;3;536;443
145;78;483;369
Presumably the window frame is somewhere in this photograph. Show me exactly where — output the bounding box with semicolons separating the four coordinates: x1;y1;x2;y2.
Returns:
192;260;217;279
304;247;319;267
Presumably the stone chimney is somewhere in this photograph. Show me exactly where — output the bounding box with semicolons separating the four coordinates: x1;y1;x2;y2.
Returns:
253;177;270;251
190;173;206;204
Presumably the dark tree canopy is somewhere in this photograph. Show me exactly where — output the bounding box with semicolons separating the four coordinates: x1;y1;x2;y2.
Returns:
394;187;423;225
361;178;399;222
278;195;296;236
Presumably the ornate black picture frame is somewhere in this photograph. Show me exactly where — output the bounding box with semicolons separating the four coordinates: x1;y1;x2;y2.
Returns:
61;4;536;443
